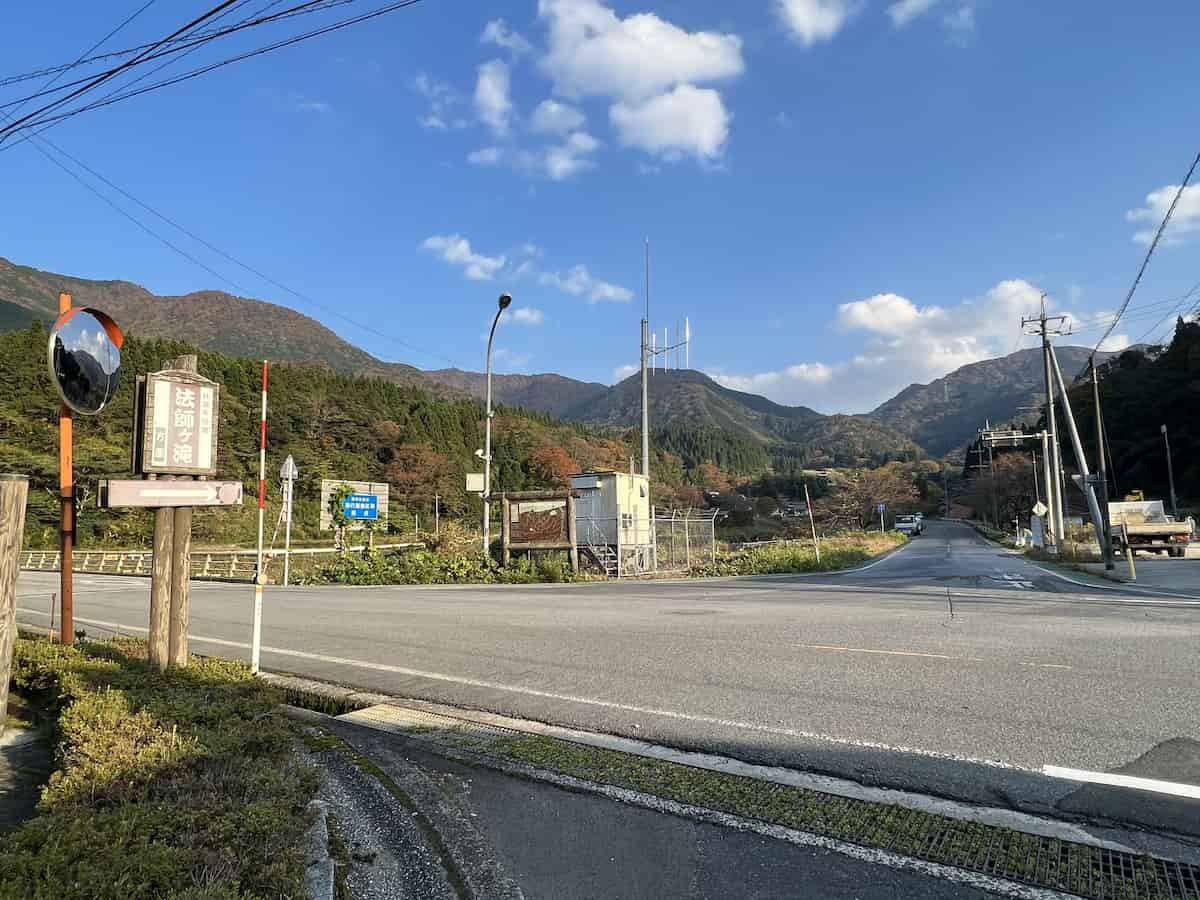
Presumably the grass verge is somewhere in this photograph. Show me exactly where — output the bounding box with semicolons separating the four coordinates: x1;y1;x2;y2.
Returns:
1;637;320;900
695;531;906;577
478;734;1194;900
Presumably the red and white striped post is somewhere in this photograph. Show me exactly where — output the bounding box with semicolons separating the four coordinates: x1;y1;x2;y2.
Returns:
251;360;268;673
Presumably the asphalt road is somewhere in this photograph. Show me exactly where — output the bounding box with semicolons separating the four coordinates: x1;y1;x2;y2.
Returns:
16;520;1200;841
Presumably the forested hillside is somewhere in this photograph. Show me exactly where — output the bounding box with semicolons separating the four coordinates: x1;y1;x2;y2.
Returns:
1066;321;1199;506
0;323;635;548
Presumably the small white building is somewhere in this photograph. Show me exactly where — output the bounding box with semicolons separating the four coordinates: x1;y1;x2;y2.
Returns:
570;471;653;576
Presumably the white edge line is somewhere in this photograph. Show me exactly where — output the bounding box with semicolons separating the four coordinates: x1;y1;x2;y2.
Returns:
1042;765;1200;800
16;607;1022;771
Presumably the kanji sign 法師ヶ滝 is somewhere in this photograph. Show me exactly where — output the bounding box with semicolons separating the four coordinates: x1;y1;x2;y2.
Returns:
137;373;220;475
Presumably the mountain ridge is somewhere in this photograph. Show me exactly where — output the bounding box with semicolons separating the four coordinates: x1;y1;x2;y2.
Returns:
2;254;1114;460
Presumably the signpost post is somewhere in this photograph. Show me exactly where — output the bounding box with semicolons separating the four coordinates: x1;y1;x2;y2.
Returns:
280;455;298;586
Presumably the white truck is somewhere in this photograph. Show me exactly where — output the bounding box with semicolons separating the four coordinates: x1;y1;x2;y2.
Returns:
1108;499;1194;558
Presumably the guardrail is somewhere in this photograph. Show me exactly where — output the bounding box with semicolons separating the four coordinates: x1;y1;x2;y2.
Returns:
19;543;424;582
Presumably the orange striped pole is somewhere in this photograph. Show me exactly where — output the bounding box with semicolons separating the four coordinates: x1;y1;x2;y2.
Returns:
58;291;75;645
251;360;267;673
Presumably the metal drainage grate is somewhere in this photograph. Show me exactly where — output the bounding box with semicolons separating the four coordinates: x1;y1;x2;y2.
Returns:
337;704;516;740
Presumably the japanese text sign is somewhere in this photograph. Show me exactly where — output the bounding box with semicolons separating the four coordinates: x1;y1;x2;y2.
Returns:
342;493;379;520
139;373;220;475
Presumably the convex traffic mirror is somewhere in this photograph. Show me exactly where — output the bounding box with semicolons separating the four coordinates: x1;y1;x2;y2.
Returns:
47;306;124;414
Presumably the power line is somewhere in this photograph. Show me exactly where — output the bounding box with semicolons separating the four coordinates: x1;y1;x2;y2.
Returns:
0;0;424;145
2;0;160;125
0;0;244;146
0;0;342;89
0;0;348;115
1093;148;1200;354
31;136;460;367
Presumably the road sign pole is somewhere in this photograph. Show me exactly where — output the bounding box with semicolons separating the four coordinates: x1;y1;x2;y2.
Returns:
804;483;820;564
283;473;294;587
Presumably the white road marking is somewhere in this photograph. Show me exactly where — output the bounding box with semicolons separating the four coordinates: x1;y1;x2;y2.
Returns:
796;643;1071;669
1042;766;1200;800
16;606;1024;771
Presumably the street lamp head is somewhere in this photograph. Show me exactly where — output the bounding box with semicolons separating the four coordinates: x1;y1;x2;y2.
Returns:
1161;424;1168;435
498;293;512;310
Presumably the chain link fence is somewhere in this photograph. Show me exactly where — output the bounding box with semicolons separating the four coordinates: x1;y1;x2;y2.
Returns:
654;508;718;572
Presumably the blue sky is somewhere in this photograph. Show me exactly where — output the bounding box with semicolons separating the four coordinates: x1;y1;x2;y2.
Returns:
3;0;1199;412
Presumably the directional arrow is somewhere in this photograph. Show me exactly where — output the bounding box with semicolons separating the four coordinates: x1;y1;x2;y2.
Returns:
100;479;243;508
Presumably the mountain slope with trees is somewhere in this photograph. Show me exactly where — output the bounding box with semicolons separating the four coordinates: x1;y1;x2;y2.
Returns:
868;345;1119;457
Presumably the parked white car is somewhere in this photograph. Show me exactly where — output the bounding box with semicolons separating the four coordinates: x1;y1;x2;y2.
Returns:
895;515;922;536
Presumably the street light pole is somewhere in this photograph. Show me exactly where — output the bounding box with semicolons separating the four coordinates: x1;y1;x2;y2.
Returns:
1162;424;1179;519
482;293;512;552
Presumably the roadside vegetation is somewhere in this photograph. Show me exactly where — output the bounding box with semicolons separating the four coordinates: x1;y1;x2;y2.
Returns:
298;547;577;585
695;531;905;577
0;637;319;900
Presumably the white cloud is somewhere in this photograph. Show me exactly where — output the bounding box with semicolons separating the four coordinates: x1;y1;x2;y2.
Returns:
467;146;504;165
531;98;586;135
538;264;633;302
1126;183;1200;245
543;130;600;179
466;132;600;180
612;363;639;382
481;19;533;55
708;279;1051;413
1098;334;1131;352
537;0;743;102
414;73;466;131
291;97;331;113
775;0;857;47
611;84;729;160
943;3;976;41
887;0;940;26
493;347;533;369
511;306;545;325
475;59;513;136
421;234;506;281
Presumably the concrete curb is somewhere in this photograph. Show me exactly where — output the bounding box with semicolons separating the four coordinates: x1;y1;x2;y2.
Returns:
265;673;1200;864
303;799;335;900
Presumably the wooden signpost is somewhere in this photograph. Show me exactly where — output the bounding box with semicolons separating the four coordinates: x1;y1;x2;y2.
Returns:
100;355;240;670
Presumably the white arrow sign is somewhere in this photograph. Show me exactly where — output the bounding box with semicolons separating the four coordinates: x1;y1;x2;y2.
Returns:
101;479;244;508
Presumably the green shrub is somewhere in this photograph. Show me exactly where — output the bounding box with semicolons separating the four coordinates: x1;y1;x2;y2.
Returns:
298;547;576;585
0;638;318;900
694;531;905;577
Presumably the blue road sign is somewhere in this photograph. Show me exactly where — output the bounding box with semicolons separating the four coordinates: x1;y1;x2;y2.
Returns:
343;492;379;521
877;503;886;514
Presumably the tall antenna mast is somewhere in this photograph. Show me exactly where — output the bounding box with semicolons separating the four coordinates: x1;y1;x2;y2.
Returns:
640;239;651;479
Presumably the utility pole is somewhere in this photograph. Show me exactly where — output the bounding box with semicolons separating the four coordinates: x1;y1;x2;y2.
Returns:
1022;300;1069;547
1090;359;1114;569
985;419;998;527
434;494;440;537
641;239;650;480
1162;424;1179;519
1048;345;1110;562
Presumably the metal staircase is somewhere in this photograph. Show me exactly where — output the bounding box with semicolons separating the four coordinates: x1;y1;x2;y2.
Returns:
581;519;619;577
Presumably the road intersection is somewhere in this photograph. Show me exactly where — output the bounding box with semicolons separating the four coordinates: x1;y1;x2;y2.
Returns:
16;520;1200;846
